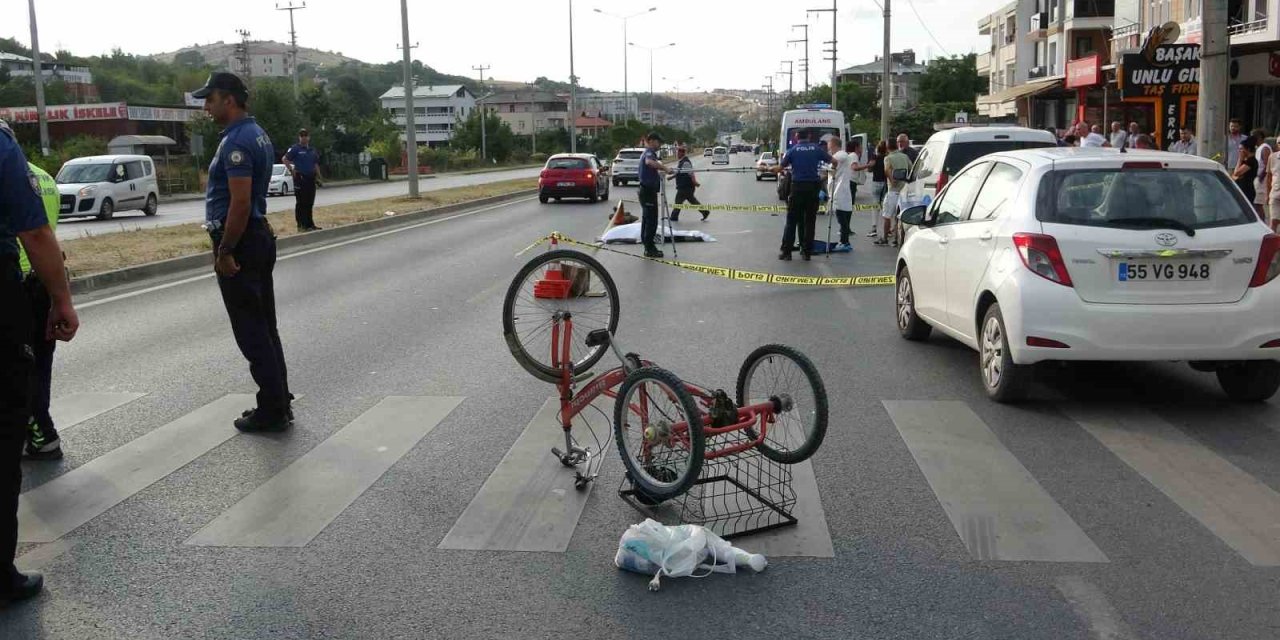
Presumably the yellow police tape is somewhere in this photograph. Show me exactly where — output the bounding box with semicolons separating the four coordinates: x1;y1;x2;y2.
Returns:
620;200;882;213
518;232;897;288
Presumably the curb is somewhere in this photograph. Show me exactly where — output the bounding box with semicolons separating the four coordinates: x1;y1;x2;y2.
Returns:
70;188;538;295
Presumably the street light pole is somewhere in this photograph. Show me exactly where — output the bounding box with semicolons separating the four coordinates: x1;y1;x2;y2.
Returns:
27;0;50;156
569;0;578;153
398;0;419;198
629;41;676;126
594;7;657;122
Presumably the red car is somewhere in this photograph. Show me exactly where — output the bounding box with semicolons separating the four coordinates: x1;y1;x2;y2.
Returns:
538;154;611;204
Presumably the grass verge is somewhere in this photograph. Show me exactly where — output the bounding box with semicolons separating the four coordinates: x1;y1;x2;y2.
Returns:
62;177;537;277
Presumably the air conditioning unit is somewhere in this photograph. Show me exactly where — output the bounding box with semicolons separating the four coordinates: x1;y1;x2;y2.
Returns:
1030;12;1048;31
1029;66;1048;78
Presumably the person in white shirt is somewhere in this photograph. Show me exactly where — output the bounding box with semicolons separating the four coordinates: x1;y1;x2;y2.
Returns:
1253;128;1272;221
1125;122;1141;148
826;136;857;250
1108;121;1128;148
1267;144;1280;231
1076;122;1106;148
1169;128;1198;154
1226;119;1246;168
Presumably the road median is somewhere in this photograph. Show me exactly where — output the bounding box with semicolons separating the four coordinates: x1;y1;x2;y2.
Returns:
67;178;537;295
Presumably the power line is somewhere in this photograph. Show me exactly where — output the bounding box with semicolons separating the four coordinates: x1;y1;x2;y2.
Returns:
903;0;950;57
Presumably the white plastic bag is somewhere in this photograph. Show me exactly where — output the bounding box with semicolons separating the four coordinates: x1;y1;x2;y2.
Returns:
614;518;767;591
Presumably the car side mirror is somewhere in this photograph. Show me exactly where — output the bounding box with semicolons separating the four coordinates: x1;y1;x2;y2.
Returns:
899;204;929;226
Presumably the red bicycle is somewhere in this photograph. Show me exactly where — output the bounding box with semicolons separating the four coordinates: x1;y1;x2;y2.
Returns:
502;247;828;503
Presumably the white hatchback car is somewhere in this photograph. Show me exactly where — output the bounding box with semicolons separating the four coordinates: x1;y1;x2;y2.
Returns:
895;147;1280;402
268;164;293;196
711;146;730;165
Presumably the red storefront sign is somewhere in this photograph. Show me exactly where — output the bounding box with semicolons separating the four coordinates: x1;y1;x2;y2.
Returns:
0;102;128;124
1066;55;1101;89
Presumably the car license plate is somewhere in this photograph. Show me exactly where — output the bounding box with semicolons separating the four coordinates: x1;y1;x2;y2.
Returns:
60;204;72;212
1118;262;1211;282
557;182;574;187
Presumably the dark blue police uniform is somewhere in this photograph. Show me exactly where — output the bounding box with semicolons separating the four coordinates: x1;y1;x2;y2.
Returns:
779;138;834;259
637;147;663;253
207;116;291;421
0;126;51;594
284;142;319;230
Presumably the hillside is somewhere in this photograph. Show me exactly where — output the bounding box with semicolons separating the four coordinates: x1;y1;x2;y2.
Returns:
149;40;357;69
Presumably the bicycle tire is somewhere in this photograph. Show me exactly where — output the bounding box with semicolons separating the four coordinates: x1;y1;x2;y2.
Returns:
736;344;828;464
614;367;705;503
502;249;620;384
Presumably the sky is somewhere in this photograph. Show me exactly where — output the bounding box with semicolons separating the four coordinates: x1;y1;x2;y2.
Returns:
12;0;992;94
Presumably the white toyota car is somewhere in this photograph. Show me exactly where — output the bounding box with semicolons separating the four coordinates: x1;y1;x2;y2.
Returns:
894;147;1280;402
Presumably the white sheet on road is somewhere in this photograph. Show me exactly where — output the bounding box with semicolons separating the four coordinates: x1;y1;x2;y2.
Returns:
599;222;716;244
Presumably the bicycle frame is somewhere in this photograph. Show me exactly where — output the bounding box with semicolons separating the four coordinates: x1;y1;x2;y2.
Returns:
552;313;782;462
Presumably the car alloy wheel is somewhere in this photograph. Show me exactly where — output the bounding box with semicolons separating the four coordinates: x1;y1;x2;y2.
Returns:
981;315;1004;389
896;277;914;331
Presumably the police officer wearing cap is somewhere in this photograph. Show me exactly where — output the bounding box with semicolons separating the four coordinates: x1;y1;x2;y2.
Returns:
192;72;293;432
283;128;321;231
0;118;79;603
772;128;834;261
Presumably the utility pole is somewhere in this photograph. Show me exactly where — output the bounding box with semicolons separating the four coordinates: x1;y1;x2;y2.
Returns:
26;0;50;156
473;64;490;160
398;0;419;198
789;24;810;91
528;85;538;156
880;0;892;144
235;29;253;84
275;1;306;98
594;7;657;122
809;0;838;109
764;76;775;147
569;0;578;153
1197;0;1227;165
780;60;794;102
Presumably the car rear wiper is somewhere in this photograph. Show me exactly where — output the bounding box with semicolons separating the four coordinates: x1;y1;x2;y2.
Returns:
1108;216;1196;237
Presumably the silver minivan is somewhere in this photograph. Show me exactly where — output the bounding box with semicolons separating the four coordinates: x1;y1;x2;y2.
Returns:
55;154;160;220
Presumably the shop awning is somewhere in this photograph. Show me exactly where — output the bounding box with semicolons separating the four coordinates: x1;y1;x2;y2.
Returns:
977;78;1064;106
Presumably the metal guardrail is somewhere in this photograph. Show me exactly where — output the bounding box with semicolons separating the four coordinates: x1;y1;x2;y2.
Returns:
1229;19;1268;36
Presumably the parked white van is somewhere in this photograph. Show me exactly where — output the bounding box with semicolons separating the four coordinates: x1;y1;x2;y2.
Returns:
55;154;160;220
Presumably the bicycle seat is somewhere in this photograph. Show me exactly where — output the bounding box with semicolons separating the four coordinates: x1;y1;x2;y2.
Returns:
584;329;612;348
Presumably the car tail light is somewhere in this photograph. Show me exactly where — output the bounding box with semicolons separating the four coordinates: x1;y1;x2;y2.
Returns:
540;170;548;178
1249;234;1280;287
1261;339;1280;348
1026;336;1070;348
1122;161;1164;170
585;171;594;180
1012;232;1074;286
935;170;948;193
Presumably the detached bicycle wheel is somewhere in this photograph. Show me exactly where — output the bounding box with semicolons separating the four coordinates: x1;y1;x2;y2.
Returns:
736;344;828;464
502;249;619;384
614;367;705;503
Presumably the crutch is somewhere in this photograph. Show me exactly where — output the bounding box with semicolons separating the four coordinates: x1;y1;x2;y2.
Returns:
659;172;677;261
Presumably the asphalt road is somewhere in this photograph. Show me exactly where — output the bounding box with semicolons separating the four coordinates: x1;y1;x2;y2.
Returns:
7;150;1280;639
54;166;542;241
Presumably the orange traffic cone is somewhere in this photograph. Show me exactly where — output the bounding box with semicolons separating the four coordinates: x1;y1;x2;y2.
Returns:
611;201;627;225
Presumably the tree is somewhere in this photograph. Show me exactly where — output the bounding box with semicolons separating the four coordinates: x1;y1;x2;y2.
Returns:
451;109;517;162
174;50;207;69
785;82;877;120
693;124;718;145
251;79;302;156
918;54;986;104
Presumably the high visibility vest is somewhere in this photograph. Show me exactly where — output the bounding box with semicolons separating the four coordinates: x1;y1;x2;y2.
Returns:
18;162;59;273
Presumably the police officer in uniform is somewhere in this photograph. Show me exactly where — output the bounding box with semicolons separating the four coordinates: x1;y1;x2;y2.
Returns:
636;132;671;258
283;128;321;231
0;119;79;603
772;129;834;261
668;145;709;222
192;72;293;432
18;157;64;460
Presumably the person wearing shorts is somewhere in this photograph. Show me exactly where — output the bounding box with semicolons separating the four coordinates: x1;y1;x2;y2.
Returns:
1267;145;1280;231
875;135;912;247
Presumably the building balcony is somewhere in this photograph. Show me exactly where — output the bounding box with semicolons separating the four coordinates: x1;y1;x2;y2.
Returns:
1029;12;1048;38
977;51;992;74
1229;12;1278;46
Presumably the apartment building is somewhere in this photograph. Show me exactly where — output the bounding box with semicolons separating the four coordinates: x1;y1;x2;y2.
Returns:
1;52;99;102
975;0;1279;141
379;84;477;147
573;92;639;122
836;49;927;112
477;90;569;136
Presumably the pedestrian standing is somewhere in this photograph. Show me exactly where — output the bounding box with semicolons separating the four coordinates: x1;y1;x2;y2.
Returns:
668;146;709;222
1125;122;1141;148
637;132;671;258
1169;127;1198;154
772;129;833;261
1134;134;1156;150
875;134;912;247
1108;121;1128;149
1252;128;1272;222
1267;138;1280;231
1233;136;1261;218
192;72;293;432
283;128;322;232
826;136;855;250
1227;119;1246;169
867;140;888;237
1077;122;1106;148
0;119;79;604
16;159;63;460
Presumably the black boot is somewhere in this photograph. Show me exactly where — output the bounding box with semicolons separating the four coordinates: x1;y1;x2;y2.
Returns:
1;569;43;604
